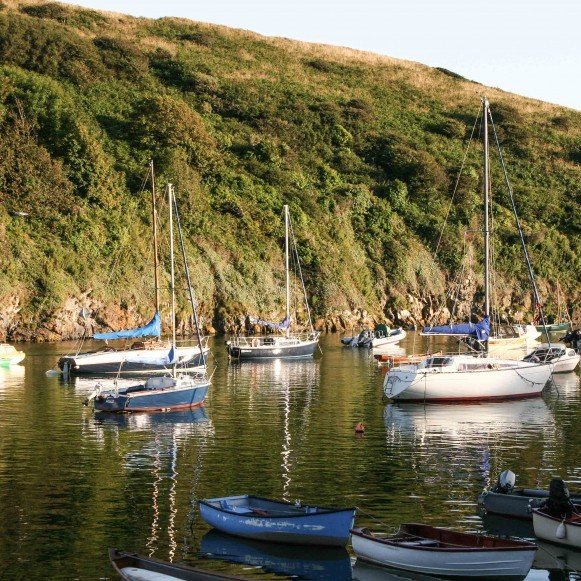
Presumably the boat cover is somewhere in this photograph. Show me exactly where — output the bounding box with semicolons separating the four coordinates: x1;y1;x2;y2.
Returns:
422;316;490;341
93;312;161;340
256;316;291;331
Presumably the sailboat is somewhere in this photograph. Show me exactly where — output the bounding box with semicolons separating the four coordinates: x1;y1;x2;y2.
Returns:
57;161;208;375
87;184;210;412
227;205;319;359
384;98;553;402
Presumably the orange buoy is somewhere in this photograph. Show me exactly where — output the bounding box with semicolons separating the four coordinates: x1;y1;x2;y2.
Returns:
355;422;365;433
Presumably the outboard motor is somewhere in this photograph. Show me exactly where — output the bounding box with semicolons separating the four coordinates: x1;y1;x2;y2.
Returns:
561;329;581;354
544;478;574;518
357;329;373;348
491;469;516;494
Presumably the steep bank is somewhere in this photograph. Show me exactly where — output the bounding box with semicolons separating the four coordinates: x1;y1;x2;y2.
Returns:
0;1;579;341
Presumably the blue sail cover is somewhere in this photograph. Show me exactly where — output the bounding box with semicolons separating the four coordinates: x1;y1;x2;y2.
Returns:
422;316;490;341
256;316;291;331
93;312;162;340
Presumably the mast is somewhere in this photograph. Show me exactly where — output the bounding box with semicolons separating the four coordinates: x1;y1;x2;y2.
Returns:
150;159;161;313
284;204;290;338
168;183;176;377
482;97;491;320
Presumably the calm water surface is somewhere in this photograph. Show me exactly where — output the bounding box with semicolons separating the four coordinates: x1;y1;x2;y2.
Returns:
0;333;579;580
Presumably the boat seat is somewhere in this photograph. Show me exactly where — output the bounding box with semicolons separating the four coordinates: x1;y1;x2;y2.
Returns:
398;539;439;547
219;500;254;515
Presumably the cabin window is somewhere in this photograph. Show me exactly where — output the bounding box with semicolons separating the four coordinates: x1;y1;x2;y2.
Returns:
426;357;452;368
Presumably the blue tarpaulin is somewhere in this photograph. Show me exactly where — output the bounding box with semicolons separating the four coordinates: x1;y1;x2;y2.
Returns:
93;312;162;340
422;316;490;341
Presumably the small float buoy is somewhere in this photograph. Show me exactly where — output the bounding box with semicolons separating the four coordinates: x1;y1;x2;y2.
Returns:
355;422;365;434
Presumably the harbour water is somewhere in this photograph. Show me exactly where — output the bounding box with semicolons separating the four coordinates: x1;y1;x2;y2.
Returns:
0;333;579;579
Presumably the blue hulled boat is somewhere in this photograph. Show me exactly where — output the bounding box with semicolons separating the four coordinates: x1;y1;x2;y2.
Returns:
199;495;356;546
93;373;209;412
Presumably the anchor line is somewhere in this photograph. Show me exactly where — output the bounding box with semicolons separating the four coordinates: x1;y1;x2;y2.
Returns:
354;506;398;534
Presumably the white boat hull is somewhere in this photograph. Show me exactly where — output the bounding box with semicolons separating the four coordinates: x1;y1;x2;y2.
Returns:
351;533;535;577
228;335;319;359
533;510;581;548
384;359;552;402
59;345;208;374
552;354;580;373
371;330;407;349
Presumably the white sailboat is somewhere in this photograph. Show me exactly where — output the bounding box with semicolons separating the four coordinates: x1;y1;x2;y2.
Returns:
227;205;319;360
384;98;553;402
57;161;208;375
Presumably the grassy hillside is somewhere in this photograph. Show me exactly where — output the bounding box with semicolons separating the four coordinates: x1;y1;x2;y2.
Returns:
0;0;579;339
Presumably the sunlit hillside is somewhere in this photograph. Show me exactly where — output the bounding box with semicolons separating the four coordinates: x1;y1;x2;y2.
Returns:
0;0;579;339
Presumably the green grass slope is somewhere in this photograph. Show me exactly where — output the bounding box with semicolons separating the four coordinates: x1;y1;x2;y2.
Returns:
0;0;579;339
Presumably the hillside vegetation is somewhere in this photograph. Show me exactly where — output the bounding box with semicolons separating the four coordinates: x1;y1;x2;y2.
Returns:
0;0;579;339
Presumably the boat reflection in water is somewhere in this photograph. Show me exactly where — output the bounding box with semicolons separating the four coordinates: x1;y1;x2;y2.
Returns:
228;356;320;501
384;397;554;442
482;513;581;576
200;529;352;580
352;558;448;581
0;363;25;396
551;371;581;400
93;405;212;433
83;398;214;560
383;398;557;525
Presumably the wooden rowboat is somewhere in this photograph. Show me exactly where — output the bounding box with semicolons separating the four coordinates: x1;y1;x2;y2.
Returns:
532;506;581;548
109;548;243;580
350;524;537;578
199;495;356;546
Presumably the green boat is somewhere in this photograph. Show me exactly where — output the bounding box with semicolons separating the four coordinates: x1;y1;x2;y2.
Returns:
535;322;571;333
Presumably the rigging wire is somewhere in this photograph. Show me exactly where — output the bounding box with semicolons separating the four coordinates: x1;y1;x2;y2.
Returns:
288;211;315;333
487;108;551;344
433;107;481;261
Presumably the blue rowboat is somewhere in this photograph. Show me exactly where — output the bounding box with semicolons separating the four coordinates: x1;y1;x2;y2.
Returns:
198;495;356;546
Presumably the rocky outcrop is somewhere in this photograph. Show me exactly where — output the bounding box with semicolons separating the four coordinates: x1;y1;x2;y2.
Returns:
1;277;579;342
0;295;22;341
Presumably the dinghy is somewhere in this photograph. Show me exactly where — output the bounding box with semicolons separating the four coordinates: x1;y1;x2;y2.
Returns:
523;343;580;373
532;478;581;548
342;326;406;349
479;470;581;519
350;524;537;578
370;327;406;349
533;508;581;549
199;495;355;546
109;548;243;580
